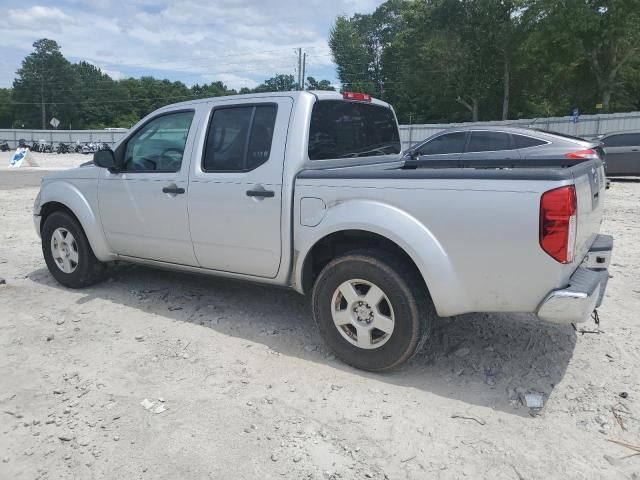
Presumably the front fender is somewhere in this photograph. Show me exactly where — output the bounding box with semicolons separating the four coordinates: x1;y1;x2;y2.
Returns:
36;181;114;262
294;199;466;317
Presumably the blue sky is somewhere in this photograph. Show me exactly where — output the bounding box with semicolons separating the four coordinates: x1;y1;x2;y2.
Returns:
0;0;382;90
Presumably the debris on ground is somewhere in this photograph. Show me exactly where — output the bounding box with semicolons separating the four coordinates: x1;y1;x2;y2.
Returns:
524;393;545;409
451;414;486;426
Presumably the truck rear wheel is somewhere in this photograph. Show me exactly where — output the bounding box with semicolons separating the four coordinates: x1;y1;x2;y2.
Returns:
42;211;106;288
311;250;433;371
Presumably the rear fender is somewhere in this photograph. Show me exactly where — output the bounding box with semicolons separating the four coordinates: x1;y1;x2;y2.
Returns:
294;199;466;316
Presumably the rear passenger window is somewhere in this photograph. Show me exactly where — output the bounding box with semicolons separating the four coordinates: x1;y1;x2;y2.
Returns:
603;133;640;147
466;131;512;152
513;134;546;149
202;104;277;172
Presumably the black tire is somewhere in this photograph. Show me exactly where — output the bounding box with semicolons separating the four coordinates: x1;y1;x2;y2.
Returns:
41;211;106;288
311;249;435;372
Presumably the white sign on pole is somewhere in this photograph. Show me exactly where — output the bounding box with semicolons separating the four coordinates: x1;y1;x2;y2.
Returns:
9;148;40;168
50;117;60;129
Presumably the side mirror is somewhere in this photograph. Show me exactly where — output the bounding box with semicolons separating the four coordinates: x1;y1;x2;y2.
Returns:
93;149;118;172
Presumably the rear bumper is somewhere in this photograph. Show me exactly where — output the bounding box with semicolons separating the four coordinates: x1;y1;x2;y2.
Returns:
537;234;613;324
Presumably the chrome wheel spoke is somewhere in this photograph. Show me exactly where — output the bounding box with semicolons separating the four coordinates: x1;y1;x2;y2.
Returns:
371;311;394;334
332;308;352;327
338;281;360;304
355;326;372;348
53;229;65;245
364;285;385;307
61;256;72;273
68;247;79;264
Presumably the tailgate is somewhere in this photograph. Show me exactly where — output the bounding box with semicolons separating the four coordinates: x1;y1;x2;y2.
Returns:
572;159;606;263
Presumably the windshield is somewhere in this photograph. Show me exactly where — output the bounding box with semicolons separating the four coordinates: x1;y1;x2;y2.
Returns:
308;100;401;160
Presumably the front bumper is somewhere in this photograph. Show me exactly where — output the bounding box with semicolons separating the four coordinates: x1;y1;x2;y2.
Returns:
537;234;613;324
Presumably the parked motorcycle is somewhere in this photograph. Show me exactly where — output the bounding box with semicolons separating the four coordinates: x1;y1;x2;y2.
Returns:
81;142;100;154
18;139;32;150
56;142;72;154
38;141;53;153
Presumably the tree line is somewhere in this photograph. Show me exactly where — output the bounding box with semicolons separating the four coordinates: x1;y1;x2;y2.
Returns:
330;0;640;123
0;39;334;130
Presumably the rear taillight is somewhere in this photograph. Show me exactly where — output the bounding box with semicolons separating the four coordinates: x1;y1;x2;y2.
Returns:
564;148;598;160
540;185;577;263
343;92;371;102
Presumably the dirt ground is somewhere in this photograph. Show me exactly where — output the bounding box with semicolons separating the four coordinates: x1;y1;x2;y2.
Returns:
1;153;639;479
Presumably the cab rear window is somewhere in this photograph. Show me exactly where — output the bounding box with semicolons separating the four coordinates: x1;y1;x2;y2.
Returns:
308;100;400;160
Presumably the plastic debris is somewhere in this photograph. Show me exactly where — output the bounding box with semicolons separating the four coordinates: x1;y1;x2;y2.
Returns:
524;393;544;409
140;399;154;410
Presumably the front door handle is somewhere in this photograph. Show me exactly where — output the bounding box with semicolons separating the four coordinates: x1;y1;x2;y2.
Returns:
246;189;274;198
162;185;185;194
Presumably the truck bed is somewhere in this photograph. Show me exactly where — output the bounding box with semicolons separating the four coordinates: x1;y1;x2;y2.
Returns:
295;158;606;317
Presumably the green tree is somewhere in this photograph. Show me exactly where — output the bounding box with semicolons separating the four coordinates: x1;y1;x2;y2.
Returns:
0;88;14;128
253;74;297;92
191;81;236;98
525;0;640;113
329;1;406;97
305;76;336;90
13;39;78;129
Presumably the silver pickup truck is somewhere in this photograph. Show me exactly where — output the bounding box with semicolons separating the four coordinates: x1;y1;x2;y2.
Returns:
34;91;613;371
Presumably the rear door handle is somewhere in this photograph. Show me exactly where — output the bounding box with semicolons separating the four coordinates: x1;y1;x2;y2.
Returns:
162;186;185;194
246;189;274;198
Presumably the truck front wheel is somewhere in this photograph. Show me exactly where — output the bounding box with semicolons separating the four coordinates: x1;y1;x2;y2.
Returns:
311;250;433;371
42;211;106;289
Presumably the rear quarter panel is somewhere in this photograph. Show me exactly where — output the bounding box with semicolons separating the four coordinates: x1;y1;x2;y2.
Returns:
294;176;581;316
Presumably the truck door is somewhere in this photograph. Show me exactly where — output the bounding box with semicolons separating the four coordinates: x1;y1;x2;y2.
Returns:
188;97;293;278
98;109;201;266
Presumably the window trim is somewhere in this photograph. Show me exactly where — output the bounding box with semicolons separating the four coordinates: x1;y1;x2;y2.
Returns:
200;102;278;173
463;130;550;154
119;108;196;174
416;131;469;156
510;132;551;150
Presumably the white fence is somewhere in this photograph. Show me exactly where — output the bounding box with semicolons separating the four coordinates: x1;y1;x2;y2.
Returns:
2;111;640;150
0;129;128;149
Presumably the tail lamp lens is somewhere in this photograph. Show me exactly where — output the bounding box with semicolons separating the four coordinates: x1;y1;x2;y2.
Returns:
540;185;577;263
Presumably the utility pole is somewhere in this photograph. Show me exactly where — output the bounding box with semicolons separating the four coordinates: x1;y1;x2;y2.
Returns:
41;80;46;130
301;52;306;91
297;48;302;91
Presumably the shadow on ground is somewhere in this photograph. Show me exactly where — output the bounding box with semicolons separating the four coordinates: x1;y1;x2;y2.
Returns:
28;263;577;416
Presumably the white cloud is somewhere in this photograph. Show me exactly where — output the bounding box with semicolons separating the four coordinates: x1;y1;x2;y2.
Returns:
7;6;74;33
0;0;385;89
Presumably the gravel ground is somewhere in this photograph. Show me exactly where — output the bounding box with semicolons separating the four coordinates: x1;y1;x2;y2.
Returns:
0;158;639;479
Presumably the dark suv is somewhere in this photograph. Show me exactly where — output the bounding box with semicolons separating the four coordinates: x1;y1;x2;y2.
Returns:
599;131;640;176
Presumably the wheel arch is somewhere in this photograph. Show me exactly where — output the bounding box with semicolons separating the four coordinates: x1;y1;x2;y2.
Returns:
293;200;466;316
37;182;114;262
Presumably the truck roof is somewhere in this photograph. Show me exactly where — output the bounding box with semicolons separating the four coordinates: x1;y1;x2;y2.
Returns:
160;90;392;110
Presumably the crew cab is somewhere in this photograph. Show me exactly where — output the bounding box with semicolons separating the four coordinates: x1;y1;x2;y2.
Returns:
34;91;613;371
